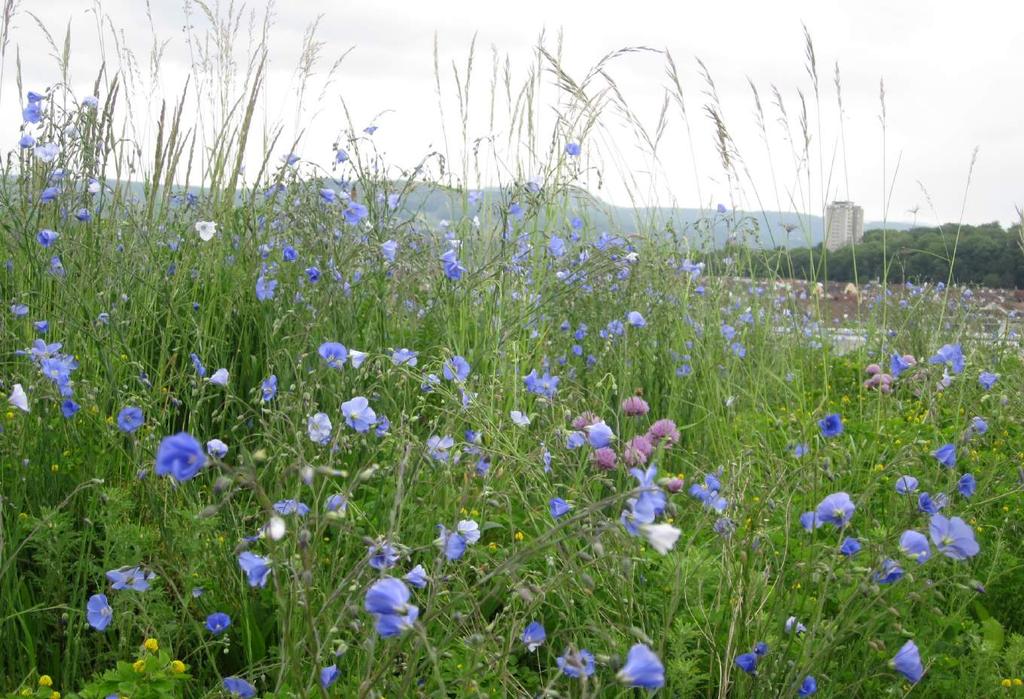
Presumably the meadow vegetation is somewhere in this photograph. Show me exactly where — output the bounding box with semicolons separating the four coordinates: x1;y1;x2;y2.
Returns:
2;5;1024;698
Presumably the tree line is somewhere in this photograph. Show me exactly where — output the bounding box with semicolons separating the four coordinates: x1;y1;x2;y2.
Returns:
721;223;1024;289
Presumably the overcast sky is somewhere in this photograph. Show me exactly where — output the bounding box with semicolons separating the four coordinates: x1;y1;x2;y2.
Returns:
7;0;1023;226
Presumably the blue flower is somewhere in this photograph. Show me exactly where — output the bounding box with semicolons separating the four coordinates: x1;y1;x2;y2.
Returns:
890;640;924;683
341;396;377;432
61;399;80;418
190;352;207;377
978;371;997;390
890;353;914;378
969;416;988;436
548;235;566;257
237;552;272;588
154;432;207;481
929;514;979;559
799;511;821;531
436;525;468;561
585;421;614;448
874;558;904;584
932;443;956;468
381;239;397;262
549;498;571;519
205;612;231;634
206;439;228;458
565;142;581;156
917;491;947;514
958;473;976;497
839;537;861;556
815;492;855;527
557;648;595;678
261;375;278;401
818;413;843;438
343;201;368;225
929;343;964;374
798;675;817;696
23;101;42;123
899;530;932;564
627;311;646;327
106;566;153;592
86;593;112;631
391;348;418;366
734;652;758;674
318;341;348;369
364;576;412;616
117;406;143;433
440;249;466;280
404;564;429;588
367;541;399;570
426;434;454;462
443;355;471;382
273;499;310;516
895;475;919;494
521;621;546;651
255;274;277;301
374;606;419;637
523;369;559;399
223;677;256;698
325;494;348;513
616;643;664;689
36;229;59;247
320;665;340;689
319;188;336;204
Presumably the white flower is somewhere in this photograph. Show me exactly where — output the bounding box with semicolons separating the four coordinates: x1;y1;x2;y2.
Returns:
307;412;332;444
266;516;287;541
457;519;480;545
209;368;229;386
510;410;531;427
195;220;217;242
8;383;29;412
639;523;681;555
349;350;368;368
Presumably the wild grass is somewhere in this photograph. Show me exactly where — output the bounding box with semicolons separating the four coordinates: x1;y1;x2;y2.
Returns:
1;4;1024;698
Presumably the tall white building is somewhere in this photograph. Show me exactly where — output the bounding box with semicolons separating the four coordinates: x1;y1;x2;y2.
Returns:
824;201;864;251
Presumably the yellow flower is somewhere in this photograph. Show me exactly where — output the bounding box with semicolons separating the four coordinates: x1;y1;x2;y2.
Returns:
1001;678;1012;688
50;692;60;699
487;541;498;551
51;463;59;473
143;637;159;652
20;689;31;697
170;660;186;674
133;659;146;673
514;531;525;542
1014;678;1023;687
38;676;53;688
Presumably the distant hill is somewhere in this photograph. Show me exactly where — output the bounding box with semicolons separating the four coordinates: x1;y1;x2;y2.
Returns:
397;184;913;249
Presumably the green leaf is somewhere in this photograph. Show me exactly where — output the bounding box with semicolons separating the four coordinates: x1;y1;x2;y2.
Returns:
982;617;1005;652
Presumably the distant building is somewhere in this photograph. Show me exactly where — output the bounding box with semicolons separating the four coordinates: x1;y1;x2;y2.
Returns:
824;201;864;251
